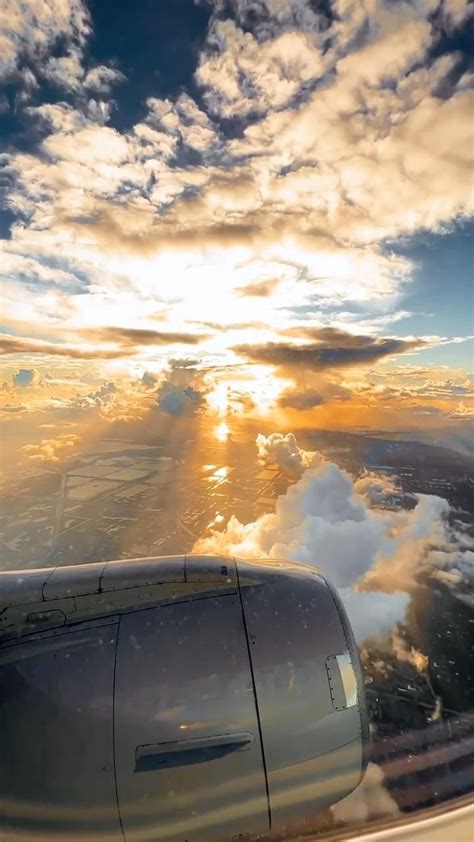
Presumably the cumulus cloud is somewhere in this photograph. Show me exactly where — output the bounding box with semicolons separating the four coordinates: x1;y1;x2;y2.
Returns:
43;49;85;91
0;0;90;83
341;591;410;644
260;436;403;504
83;65;125;94
196;19;326;117
354;471;402;508
256;431;317;475
20;433;81;462
156;362;206;416
32;379;151;422
140;370;158;389
194;432;471;641
0;0;125;107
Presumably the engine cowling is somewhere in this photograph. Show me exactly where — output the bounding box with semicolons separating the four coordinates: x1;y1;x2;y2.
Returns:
0;554;369;841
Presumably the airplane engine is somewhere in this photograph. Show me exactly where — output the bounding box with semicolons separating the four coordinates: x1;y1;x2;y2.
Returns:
0;555;369;841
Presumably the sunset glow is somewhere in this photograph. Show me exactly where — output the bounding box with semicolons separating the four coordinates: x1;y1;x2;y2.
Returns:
1;6;473;832
0;0;472;478
215;421;230;442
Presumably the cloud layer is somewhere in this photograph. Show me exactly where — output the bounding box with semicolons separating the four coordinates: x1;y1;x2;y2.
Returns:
0;0;473;428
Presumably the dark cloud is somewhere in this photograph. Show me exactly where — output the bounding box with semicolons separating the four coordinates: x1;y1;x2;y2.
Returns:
234;331;422;370
156;382;204;415
281;327;406;348
0;326;209;360
83;326;210;346
0;335;131;359
278;389;326;410
155;359;206;416
167;357;201;369
140;370;158;388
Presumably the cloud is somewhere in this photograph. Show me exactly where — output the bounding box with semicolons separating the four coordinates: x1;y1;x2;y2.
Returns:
0;0;90;83
43;49;85;91
83;65;125;94
236;279;280;297
156;362;206;416
20;433;81;463
353;472;402;508
256;431;317;475
140;370;158;389
341;590;410;644
56;380;118;412
0;335;131;359
0;0;126;107
194;432;471;641
234;333;422;370
390;630;429;673
37;379;151;422
146;92;218;152
157;384;204;416
360;493;463;594
1;0;473;395
0;326;210;360
331;762;400;826
83;326;210;347
443;0;474;28
1;403;29;413
278;388;326;410
196;19;327;117
12;368;38;387
450;401;474;419
260;435;403;505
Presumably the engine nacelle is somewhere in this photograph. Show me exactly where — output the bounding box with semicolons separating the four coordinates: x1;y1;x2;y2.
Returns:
0;555;369;841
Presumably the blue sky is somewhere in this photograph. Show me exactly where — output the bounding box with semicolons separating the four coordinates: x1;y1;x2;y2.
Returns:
391;221;473;366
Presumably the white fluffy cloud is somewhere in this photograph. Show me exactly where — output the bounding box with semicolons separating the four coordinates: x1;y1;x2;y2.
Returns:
196;19;327;117
256;431;317;475
0;0;126;102
194;433;472;640
0;0;89;82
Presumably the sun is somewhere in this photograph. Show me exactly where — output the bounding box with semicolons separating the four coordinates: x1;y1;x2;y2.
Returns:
207;383;229;415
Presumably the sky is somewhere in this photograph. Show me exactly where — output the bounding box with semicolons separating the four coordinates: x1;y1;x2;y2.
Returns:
0;0;473;448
